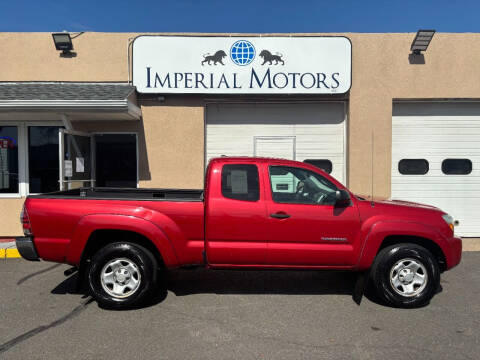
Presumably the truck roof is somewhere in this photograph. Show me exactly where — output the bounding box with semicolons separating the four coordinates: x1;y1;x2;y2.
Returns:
209;156;309;166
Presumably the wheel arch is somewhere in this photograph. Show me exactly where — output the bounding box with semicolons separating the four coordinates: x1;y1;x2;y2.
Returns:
66;213;180;268
378;235;446;272
357;221;448;272
80;229;166;271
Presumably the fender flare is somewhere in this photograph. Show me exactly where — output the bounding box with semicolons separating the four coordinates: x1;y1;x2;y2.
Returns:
356;220;447;271
66;214;180;267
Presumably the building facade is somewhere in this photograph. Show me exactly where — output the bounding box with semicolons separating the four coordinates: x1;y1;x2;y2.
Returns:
1;32;479;237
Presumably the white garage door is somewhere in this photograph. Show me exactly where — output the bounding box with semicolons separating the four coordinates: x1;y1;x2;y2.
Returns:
392;102;480;237
206;102;346;183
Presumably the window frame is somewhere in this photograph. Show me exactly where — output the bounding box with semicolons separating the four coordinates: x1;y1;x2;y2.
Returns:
441;158;473;175
268;165;338;206
25;122;63;195
221;163;260;202
28;124;65;195
0;121;62;198
398;159;429;175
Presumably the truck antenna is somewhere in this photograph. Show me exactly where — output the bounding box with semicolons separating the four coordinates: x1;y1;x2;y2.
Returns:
371;130;375;207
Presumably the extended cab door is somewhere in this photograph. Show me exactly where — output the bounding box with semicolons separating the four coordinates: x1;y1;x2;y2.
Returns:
205;161;269;266
265;163;362;267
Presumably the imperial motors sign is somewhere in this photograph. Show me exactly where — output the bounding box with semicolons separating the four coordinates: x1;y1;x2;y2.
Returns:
132;36;351;94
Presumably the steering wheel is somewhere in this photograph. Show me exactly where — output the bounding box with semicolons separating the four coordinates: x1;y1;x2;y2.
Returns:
314;192;328;204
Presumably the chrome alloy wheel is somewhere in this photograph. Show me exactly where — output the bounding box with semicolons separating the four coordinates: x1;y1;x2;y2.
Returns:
389;258;428;297
100;258;141;298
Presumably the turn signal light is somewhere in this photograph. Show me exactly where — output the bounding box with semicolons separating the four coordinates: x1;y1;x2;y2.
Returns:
442;214;455;235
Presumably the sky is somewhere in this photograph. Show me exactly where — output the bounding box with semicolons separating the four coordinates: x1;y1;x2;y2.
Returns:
0;0;478;33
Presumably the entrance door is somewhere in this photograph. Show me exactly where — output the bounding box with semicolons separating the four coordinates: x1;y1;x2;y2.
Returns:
59;129;95;191
95;134;137;188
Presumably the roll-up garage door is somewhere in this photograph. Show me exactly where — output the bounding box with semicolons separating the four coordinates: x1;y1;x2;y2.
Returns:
206;103;346;183
392;102;480;237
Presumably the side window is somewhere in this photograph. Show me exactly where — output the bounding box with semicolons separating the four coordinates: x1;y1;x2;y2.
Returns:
221;164;259;201
303;159;333;174
442;159;472;175
270;166;337;205
398;159;429;175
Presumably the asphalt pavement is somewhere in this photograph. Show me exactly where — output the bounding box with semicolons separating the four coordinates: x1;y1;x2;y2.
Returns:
0;253;479;360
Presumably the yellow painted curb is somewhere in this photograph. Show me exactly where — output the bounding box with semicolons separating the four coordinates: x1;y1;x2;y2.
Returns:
0;248;21;258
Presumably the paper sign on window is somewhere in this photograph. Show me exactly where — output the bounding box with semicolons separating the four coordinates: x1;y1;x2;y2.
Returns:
230;170;248;194
76;157;85;173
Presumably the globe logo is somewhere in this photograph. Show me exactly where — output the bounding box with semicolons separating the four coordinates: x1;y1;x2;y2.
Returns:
230;40;256;66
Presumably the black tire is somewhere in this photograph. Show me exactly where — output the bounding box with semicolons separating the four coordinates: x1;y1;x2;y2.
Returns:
87;242;158;309
370;243;440;308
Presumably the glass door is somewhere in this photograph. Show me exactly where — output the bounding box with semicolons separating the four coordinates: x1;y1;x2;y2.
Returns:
59;129;95;191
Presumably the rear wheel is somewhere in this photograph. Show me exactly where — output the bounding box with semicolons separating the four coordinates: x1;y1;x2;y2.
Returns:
87;242;158;309
370;243;440;308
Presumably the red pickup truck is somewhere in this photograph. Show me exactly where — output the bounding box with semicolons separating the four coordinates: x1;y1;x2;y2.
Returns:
16;157;462;309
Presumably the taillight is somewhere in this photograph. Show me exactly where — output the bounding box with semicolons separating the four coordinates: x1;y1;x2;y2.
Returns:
20;205;32;236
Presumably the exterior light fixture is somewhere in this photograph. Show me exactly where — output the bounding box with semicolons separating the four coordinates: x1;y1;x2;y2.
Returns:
52;32;73;54
410;30;435;54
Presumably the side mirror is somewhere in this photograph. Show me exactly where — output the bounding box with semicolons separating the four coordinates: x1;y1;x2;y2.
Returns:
335;189;351;206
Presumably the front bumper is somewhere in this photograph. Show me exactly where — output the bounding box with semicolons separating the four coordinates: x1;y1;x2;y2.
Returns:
15;236;40;261
446;236;462;270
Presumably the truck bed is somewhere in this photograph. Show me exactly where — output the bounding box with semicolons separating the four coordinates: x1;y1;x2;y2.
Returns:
28;187;204;201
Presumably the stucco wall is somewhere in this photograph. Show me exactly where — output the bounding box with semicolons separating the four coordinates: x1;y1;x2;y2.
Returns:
0;32;133;82
2;31;480;218
138;98;205;189
0;198;25;236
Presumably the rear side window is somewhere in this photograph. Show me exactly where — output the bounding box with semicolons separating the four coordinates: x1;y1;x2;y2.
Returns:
221;164;259;201
442;159;472;175
303;159;333;174
398;159;429;175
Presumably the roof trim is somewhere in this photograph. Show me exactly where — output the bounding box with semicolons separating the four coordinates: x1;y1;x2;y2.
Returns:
0;99;141;120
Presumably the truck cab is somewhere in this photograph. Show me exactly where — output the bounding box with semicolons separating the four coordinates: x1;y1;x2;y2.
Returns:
205;158;361;267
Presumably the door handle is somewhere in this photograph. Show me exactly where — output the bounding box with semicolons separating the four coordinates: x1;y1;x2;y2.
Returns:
270;212;291;219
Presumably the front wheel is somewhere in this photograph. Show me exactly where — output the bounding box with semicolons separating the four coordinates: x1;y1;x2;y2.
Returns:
87;242;158;309
370;243;440;308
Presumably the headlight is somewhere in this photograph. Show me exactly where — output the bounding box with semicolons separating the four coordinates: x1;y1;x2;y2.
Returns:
442;214;455;233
